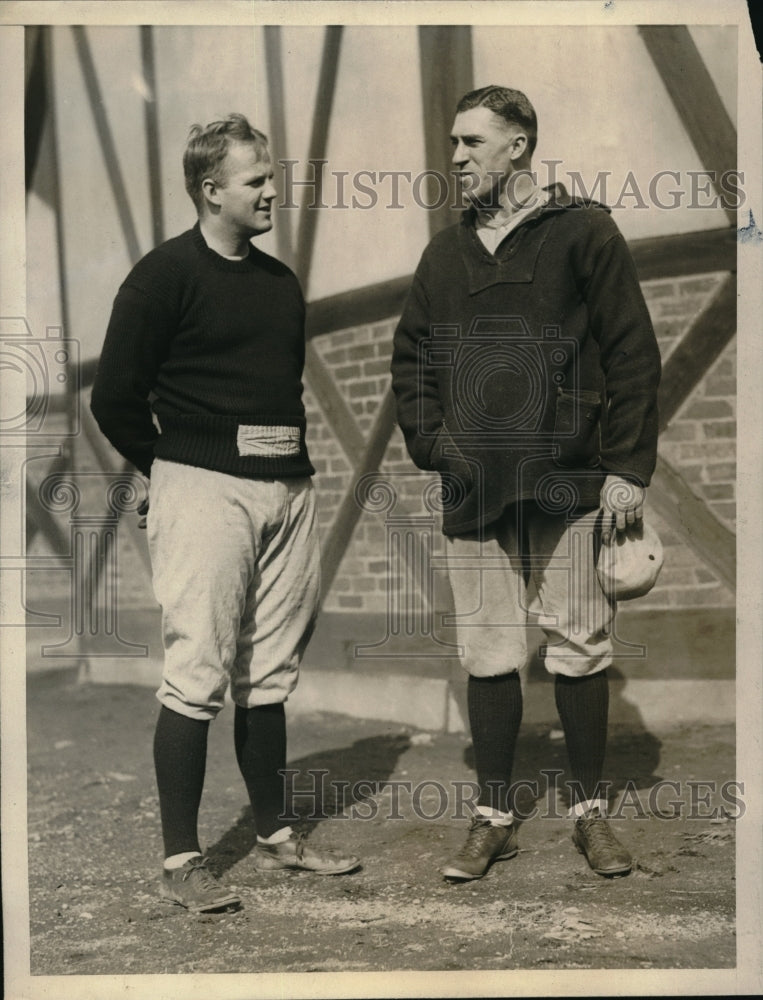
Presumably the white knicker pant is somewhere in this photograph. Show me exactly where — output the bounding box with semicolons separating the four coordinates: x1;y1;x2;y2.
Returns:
446;506;615;678
146;459;321;720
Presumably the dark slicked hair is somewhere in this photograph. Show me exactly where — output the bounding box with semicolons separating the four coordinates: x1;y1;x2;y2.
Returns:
456;86;538;156
183;113;269;211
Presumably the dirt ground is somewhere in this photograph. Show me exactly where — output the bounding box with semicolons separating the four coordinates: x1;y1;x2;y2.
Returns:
25;667;737;978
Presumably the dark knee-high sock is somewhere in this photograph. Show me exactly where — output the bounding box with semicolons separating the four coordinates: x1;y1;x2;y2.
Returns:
554;670;609;806
153;705;209;858
234;703;287;839
468;673;523;814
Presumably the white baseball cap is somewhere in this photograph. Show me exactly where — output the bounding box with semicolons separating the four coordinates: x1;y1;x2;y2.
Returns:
596;522;664;601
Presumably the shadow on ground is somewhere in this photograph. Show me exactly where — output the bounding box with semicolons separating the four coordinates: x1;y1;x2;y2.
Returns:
462;659;664;818
209;733;412;875
24;670;737;978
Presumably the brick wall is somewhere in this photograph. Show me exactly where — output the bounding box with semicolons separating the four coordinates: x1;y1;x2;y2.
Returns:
305;322;417;612
638;272;735;610
25;272;737;619
306;272;736;613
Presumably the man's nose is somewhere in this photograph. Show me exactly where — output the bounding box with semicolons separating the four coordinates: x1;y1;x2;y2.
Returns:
451;142;468;166
264;181;277;201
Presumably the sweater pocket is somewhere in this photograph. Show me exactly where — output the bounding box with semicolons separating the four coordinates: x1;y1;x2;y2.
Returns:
552;388;602;469
429;423;475;501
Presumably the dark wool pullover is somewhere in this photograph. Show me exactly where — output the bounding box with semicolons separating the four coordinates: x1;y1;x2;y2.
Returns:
390;195;662;535
91;223;313;479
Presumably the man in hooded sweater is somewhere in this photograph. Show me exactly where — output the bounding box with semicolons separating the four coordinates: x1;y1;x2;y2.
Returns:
391;87;661;881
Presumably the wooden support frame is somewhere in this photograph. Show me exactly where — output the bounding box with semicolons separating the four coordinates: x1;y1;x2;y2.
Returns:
33;25;738;606
263;25;295;270
639;25;737;225
72;25;143;264
139;26;164;248
650;455;736;591
302;226;736;344
306;276;411;341
319;390;398;594
71;24;142;263
304;340;368;469
649;274;737;591
630;227;736;282
314;28;475;597
657;273;737;432
268;25;373;476
263;23;432;600
417;26;474;237
632;24;737;593
44;27;76;445
29;26;154;603
294;25;343;293
24;27;47;192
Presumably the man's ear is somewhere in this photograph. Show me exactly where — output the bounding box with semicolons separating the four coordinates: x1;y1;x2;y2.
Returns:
509;132;528;162
201;176;221;208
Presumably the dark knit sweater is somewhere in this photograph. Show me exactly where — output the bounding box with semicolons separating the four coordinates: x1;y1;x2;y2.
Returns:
91;223;313;479
390;195;662;535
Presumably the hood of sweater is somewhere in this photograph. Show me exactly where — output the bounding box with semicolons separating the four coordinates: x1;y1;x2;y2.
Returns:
457;186;613;296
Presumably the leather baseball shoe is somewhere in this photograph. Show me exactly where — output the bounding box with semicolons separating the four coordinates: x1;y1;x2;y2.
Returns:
161;856;241;912
253;831;361;875
572;808;632;876
440;817;518;880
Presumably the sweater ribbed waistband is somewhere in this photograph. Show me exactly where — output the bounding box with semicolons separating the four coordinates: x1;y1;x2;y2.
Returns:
152;411;314;479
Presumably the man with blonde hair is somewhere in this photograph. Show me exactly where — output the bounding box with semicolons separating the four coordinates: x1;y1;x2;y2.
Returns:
93;114;359;913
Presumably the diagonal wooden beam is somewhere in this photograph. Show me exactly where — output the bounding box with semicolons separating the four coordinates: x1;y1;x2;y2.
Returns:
25;26;47;192
301;226;735;347
139;26;164;248
657;272;736;431
318;386;398;600
630;227;736;282
263;25;295;270
639;25;737;224
45;28;76;444
282;25;370;471
294;25;343;294
304;340;367;468
306;276;411;341
303;234;737;594
418;26;473;237
649;272;737;591
26;453;70;553
260;28;363;468
299;20;736;597
71;25;142;264
649;455;735;590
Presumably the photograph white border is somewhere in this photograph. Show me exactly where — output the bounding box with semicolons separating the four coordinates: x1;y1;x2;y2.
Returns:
2;2;761;998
